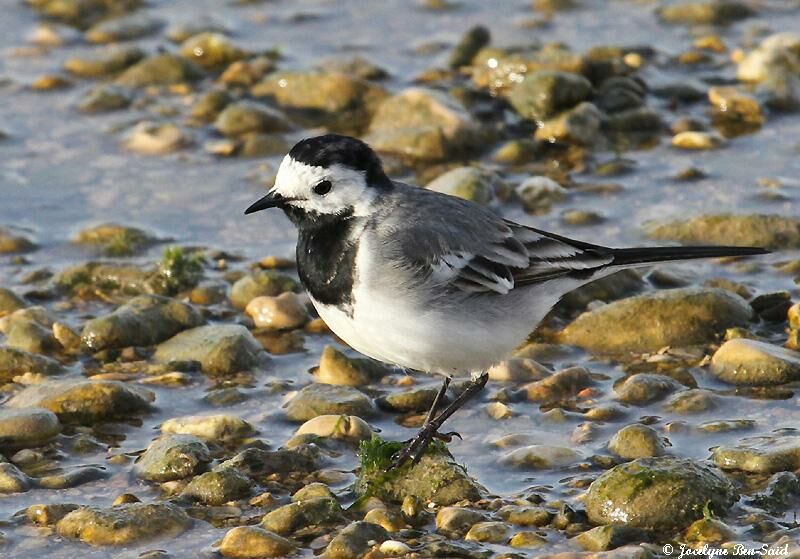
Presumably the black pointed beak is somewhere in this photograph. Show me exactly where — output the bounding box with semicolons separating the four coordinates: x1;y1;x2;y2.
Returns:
244;191;289;215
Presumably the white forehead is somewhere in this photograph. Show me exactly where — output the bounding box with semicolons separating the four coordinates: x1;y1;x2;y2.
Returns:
273;154;375;216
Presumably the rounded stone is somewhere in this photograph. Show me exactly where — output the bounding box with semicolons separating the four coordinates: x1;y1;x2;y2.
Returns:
182;468;251;505
608;424;666;459
285;384;374;422
161;414;255;442
585;457;736;531
56;503;191;546
245;293;308;330
0;407;60;449
7;380;153;424
219;526;295;558
295;414;373;442
710;338;800;386
134;434;211;482
560;288;753;354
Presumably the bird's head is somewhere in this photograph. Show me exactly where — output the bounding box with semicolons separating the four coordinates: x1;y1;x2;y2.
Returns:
244;134;392;224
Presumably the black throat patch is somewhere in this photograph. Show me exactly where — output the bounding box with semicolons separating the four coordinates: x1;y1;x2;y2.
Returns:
285;206;359;311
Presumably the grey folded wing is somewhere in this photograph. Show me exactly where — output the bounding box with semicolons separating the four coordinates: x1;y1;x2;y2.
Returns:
377;189;613;295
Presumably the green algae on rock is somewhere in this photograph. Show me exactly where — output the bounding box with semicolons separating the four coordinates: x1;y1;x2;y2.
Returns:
154;324;266;375
81;294;204;351
645;214;800;249
560;288;753;354
8;380;154;424
56;503;191;546
355;435;483;505
585;457;736;531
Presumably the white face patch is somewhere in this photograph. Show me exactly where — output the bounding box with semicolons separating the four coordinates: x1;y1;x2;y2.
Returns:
271;155;378;217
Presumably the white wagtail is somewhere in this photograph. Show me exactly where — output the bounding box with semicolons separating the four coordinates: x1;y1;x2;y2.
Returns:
246;134;768;467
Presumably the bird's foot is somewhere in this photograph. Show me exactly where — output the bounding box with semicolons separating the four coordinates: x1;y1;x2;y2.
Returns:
388;371;489;470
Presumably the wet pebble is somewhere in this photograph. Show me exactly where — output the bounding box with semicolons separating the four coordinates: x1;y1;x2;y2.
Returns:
0;288;26;314
500;444;582;470
326;521;388;559
585;456;736;531
426;166;502;205
656;1;753;25
365;87;484;161
523;366;592;402
182;467;250;505
294;414;373;442
560;288;753;354
0;408;60;450
219;526;295;558
253;71;387;132
508;70;593;121
665;388;720;413
115;53;202;88
515;176;567;214
465;521;510;543
56;503;191;546
65;46;145;78
78;84;133;113
646;214;800;249
608;424;666;459
214;101;292;137
8;380;154;424
230;270;299;310
535;101;604;145
672;130;725;150
154;324;267;375
260;497;344;535
436;506;487;536
285;383;374;421
0;227;36;254
161;414;255;442
134;434;211;482
377;386;441;413
488;357;550;382
710;338;800;386
85;13;163;43
713;434;800;474
574;525;649;551
245;292;308;330
124;121;192;155
615;374;681;405
0;462;31;494
180;32;245;69
82;294;203;352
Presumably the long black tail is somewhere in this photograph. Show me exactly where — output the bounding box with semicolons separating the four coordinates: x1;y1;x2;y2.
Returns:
611;245;770;267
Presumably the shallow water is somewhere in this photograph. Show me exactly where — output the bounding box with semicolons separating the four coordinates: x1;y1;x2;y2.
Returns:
1;0;800;557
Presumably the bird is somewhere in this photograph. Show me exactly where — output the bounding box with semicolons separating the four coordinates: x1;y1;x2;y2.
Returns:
245;133;769;467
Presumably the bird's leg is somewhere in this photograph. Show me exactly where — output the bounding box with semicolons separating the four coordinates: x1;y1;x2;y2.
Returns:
389;371;489;470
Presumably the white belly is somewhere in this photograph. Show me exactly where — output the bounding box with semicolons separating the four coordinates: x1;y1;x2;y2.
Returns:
309;288;539;374
307;234;562;374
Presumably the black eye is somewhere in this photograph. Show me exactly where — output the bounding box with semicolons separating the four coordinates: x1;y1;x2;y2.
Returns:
313;180;332;196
